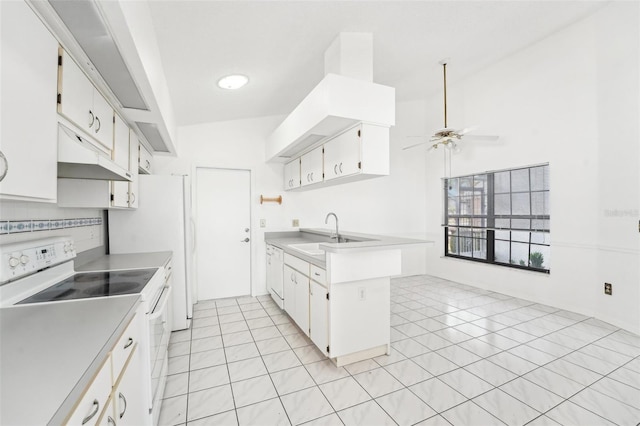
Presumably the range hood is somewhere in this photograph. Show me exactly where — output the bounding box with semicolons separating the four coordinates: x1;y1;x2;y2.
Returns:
57;124;132;181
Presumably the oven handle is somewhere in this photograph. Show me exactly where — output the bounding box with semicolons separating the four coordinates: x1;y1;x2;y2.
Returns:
149;286;172;321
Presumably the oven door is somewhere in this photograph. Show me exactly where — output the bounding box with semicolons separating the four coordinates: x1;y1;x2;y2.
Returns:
148;285;172;422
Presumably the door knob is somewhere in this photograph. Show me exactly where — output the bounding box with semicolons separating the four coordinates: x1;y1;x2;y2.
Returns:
240;237;250;243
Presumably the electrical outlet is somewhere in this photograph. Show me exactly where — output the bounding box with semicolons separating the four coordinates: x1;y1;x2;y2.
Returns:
292;219;299;227
604;282;613;295
358;287;366;301
260;219;266;228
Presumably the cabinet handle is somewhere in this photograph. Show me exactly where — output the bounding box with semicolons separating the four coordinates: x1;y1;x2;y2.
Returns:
118;392;127;418
334;164;338;175
129;192;135;205
314;272;320;276
146;159;150;170
0;150;8;182
94;116;101;133
107;416;116;426
291;272;295;282
307;173;310;182
123;337;134;349
82;399;100;424
339;162;343;173
310;172;314;181
88;110;95;128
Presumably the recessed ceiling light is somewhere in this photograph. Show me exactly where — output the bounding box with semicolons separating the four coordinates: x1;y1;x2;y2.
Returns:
217;74;249;90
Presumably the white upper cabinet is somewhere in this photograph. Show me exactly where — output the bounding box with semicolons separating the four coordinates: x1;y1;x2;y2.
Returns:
300;146;323;187
112;114;131;208
324;126;360;181
284;158;301;190
138;143;153;175
0;1;58;203
58;49;114;152
283;123;389;191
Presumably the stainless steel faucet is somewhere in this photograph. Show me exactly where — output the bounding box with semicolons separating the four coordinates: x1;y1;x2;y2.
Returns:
325;212;339;241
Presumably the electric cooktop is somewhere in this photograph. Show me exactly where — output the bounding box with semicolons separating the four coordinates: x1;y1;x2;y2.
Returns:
17;268;158;304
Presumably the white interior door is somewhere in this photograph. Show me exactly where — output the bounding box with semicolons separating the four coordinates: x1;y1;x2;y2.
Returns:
195;168;251;300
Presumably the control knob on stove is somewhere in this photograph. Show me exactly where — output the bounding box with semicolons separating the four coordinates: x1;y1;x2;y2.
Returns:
8;256;20;268
20;255;29;265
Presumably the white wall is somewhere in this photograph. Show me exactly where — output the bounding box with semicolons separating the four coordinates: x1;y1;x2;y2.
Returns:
156;2;639;334
154;100;430;299
422;2;640;333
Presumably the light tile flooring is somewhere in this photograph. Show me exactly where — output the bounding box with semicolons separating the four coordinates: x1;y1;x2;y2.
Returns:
159;275;640;425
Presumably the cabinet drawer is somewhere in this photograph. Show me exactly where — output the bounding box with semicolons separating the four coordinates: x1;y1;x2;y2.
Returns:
111;313;141;383
65;355;112;425
310;265;326;286
284;253;309;275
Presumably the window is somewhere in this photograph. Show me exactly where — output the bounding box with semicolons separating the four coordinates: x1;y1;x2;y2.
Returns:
444;164;550;272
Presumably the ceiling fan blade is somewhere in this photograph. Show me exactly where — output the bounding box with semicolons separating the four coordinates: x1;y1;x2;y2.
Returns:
464;134;499;141
457;126;478;135
402;140;429;150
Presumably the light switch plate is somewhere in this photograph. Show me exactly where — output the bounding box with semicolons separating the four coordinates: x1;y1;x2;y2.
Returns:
260;219;266;228
292;219;299;227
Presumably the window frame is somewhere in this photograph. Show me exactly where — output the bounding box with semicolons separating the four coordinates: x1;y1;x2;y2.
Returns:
443;163;550;273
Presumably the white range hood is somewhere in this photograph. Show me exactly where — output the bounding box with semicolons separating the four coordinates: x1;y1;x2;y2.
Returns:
266;33;395;162
57;123;132;181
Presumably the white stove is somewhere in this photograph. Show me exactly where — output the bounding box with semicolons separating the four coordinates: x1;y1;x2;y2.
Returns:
0;237;164;314
0;237;171;424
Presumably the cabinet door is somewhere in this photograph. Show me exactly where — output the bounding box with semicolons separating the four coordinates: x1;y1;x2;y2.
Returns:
310;280;328;354
294;272;310;336
65;356;112;425
58;50;95;135
284;159;300;190
113;346;148;426
0;1;58;202
128;131;139;208
91;89;114;151
112;115;130;208
283;265;296;315
138;144;153;174
96;395;116;426
324;126;360;181
300;146;323;186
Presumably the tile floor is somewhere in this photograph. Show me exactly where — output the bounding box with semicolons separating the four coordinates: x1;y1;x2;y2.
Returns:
158;275;640;425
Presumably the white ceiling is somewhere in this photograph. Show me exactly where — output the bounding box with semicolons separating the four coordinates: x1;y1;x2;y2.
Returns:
147;1;606;127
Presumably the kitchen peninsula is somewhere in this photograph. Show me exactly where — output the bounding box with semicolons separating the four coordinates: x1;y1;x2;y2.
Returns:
266;228;428;366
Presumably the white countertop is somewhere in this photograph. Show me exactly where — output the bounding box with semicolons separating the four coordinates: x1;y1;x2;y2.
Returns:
0;296;140;425
76;251;172;272
265;229;431;268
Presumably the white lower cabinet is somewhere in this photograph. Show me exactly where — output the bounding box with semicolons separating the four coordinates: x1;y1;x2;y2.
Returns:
65;310;148;425
283;263;309;336
309;280;328;355
111;346;147;425
65;355;113;425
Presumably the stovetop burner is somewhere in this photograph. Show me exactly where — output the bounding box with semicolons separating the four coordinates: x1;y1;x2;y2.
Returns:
17;268;158;304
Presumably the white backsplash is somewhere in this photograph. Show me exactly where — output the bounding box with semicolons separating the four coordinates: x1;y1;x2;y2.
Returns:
0;201;105;253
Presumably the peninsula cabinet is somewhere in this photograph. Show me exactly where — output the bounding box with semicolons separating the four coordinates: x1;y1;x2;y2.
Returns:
0;0;58;203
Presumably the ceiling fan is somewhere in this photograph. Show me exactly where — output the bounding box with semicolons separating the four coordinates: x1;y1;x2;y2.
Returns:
403;60;499;151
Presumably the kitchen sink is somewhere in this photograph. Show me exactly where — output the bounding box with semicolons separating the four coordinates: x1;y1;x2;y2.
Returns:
289;243;325;256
